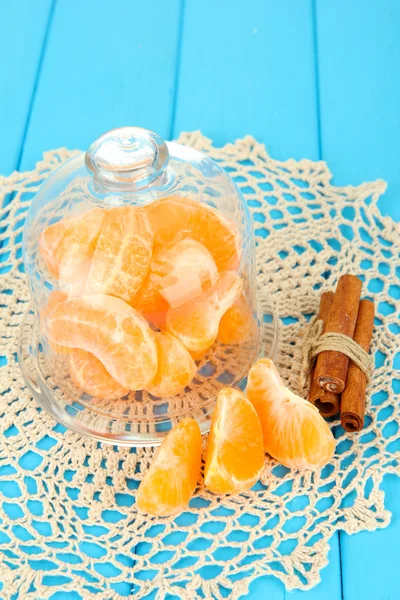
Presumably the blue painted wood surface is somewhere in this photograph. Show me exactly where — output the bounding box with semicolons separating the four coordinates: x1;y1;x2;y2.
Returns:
0;0;53;174
0;0;399;598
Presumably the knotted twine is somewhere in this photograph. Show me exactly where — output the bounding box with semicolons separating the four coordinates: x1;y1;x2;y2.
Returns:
299;314;374;390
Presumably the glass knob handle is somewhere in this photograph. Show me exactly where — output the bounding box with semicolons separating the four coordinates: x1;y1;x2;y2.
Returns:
85;127;169;190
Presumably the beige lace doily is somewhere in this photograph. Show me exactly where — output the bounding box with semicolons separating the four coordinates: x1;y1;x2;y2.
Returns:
0;133;399;599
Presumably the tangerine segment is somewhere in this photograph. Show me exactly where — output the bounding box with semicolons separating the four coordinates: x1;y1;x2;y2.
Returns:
70;349;129;400
42;291;70;354
166;271;243;353
204;388;264;494
217;294;254;345
146;196;240;271
85;206;153;303
39;207;105;284
46;295;157;390
130;272;169;328
190;347;209;361
146;332;197;398
136;418;202;516
151;239;219;308
246;359;335;470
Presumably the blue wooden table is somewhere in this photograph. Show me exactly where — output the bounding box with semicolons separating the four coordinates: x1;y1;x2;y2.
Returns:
1;1;399;598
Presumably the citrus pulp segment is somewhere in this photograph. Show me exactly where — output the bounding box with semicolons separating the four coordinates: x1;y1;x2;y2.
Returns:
146;332;197;398
38;207;105;286
42;290;70;354
46;294;157;390
246;359;336;469
150;238;219;308
129;272;169;328
146;195;240;271
85;206;153;303
70;348;129;400
217;294;254;345
166;271;243;353
204;388;265;494
136;418;202;516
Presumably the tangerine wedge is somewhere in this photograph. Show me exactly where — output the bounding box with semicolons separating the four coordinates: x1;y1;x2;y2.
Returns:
130;272;169;328
217;294;254;345
46;294;157;390
146;332;197;398
39;207;105;285
190;348;209;361
246;359;335;470
146;196;240;271
204;388;265;494
70;349;129;399
136;418;202;516
166;271;243;353
85;206;153;303
151;239;218;308
42;291;70;354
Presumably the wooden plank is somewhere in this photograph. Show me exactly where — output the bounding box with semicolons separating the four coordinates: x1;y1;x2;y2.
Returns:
0;0;53;175
316;1;400;599
316;0;400;219
18;0;182;171
173;2;341;598
173;0;319;160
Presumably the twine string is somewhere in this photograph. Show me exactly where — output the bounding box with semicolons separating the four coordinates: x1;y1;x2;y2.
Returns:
300;316;374;390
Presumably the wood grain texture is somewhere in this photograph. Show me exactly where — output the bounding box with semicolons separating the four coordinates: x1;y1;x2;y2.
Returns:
316;0;400;220
0;0;53;175
18;0;182;171
173;0;319;160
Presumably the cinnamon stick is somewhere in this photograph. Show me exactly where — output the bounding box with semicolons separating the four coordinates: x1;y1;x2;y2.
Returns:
308;292;340;417
314;274;362;394
341;299;375;432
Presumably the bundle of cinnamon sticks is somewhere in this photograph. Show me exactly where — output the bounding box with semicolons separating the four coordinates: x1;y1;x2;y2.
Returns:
308;274;375;431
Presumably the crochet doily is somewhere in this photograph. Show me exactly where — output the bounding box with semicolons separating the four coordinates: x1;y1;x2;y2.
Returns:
0;132;399;599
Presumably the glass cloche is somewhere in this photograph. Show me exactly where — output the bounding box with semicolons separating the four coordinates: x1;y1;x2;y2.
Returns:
19;127;278;445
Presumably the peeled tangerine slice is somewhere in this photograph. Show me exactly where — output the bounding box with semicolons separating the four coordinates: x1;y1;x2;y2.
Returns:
204;388;265;494
46;295;157;390
190;348;209;361
146;332;197;398
130;273;169;328
166;271;243;353
85;206;153;303
151;239;219;309
42;291;70;354
39;207;105;285
246;359;335;470
70;349;129;400
137;418;202;516
146;195;240;271
130;238;218;325
217;294;254;345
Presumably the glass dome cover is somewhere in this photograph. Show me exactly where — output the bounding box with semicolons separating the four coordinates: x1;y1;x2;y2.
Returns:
19;127;277;446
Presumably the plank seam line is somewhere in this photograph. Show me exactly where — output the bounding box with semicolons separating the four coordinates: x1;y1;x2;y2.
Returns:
338;530;345;600
16;0;57;171
169;0;186;140
311;0;322;160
